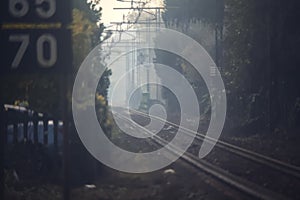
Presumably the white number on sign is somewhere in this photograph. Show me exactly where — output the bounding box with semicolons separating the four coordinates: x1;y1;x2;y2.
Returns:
9;35;29;68
9;0;56;18
35;0;56;18
37;34;57;68
9;34;58;68
9;0;29;17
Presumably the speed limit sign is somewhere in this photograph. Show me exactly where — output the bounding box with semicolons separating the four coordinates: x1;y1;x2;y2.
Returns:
0;0;72;74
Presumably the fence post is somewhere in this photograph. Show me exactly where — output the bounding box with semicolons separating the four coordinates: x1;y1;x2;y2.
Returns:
23;120;28;143
43;117;48;145
53;119;58;149
13;123;18;144
33;113;39;144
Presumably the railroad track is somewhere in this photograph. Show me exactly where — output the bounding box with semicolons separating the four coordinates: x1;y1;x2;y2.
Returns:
113;110;291;200
129;109;300;180
125;108;300;199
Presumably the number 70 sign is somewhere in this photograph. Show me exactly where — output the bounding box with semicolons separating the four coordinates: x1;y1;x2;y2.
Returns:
0;0;72;74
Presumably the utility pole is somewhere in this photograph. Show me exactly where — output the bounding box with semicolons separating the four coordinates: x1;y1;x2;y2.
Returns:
215;0;224;72
112;1;164;109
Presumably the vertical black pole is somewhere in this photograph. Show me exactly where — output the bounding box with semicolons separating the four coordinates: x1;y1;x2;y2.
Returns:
33;113;39;144
62;75;70;200
13;123;18;144
63;1;72;199
266;0;272;134
215;24;219;67
219;0;224;71
0;103;5;200
43;118;48;145
215;0;219;69
23;120;28;142
215;0;225;71
53;119;58;149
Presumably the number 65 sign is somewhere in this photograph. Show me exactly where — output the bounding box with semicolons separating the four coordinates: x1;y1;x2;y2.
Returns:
0;0;72;74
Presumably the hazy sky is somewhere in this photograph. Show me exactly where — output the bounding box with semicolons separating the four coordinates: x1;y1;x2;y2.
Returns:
96;0;164;106
99;0;163;25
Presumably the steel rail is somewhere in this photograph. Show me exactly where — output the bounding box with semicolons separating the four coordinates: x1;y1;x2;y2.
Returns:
114;111;287;200
128;108;300;179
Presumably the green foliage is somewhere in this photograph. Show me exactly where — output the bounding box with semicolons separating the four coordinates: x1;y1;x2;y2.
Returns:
161;0;300;133
0;74;61;116
163;0;224;26
72;0;112;131
1;0;111;122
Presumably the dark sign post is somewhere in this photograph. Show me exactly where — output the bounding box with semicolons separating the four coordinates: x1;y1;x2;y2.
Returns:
0;101;5;200
0;1;72;199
